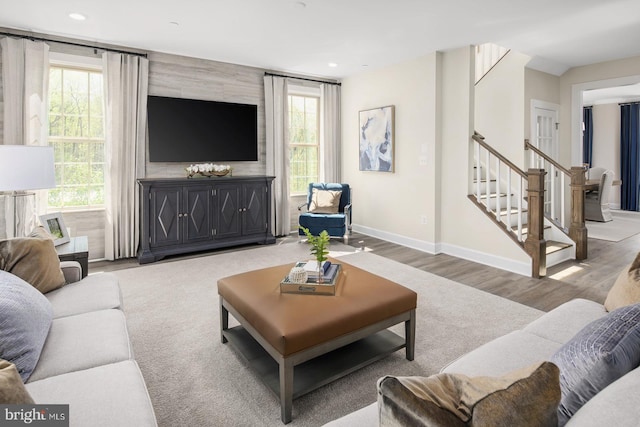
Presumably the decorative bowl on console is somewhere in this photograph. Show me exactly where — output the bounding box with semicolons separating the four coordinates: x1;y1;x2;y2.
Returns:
186;163;232;178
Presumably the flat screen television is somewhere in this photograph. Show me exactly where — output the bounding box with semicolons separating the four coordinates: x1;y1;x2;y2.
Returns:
147;95;258;162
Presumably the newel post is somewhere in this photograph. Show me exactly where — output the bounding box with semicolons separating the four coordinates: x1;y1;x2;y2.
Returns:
569;166;588;260
525;169;547;278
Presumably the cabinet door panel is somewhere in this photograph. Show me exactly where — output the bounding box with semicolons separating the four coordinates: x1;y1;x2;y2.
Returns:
185;186;211;243
243;182;267;235
215;184;241;238
151;188;181;247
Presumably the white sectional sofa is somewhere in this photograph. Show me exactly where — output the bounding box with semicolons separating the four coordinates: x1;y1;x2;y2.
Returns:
2;261;157;427
325;298;640;426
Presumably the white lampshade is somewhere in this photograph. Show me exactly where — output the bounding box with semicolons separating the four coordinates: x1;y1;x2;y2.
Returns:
0;145;56;191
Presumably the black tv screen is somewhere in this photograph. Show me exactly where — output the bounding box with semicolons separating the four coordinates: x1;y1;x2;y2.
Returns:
147;95;258;162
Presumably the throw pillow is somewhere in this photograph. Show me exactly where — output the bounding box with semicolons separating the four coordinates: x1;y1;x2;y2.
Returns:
0;359;35;404
377;361;560;427
29;226;53;240
0;271;53;382
0;235;65;293
308;189;342;214
604;252;640;311
550;302;640;426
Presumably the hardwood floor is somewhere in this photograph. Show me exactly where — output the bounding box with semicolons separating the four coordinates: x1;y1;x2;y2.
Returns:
92;228;640;313
343;231;639;312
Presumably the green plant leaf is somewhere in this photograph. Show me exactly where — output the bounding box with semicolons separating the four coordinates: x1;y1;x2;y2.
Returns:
299;226;330;263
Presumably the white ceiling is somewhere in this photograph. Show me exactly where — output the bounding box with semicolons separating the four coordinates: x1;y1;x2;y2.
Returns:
1;0;640;80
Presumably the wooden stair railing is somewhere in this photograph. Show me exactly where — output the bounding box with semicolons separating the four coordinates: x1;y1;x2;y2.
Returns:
471;132;547;278
525;140;587;260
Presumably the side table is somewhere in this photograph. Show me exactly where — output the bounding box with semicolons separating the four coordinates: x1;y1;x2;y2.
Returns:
56;236;89;278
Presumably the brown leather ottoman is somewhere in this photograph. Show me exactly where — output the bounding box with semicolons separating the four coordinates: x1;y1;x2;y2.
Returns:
218;259;417;424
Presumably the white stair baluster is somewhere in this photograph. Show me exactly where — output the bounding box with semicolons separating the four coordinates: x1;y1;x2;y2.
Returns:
485;150;491;212
517;177;523;241
495;158;501;221
507;170;512;235
476;142;481;201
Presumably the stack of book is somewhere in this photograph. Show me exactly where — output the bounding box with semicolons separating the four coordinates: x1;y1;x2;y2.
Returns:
302;261;340;283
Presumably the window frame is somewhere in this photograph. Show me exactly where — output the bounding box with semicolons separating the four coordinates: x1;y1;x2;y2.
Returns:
288;85;321;196
47;56;105;212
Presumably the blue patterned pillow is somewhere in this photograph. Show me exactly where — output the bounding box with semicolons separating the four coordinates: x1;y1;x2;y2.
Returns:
550;302;640;425
0;271;53;382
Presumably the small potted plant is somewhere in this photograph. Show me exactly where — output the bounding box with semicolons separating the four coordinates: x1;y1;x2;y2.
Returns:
299;226;330;283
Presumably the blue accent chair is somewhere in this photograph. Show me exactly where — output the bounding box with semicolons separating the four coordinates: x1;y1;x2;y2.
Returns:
298;183;352;241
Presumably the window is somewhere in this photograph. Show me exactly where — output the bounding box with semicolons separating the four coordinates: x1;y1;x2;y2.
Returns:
48;65;105;210
288;94;319;195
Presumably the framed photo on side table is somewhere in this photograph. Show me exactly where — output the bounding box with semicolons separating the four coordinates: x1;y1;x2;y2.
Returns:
40;212;70;246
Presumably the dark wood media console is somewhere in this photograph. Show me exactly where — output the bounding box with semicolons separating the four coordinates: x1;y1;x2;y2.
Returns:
138;176;276;264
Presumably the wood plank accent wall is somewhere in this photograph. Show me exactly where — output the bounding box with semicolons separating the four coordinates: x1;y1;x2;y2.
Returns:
145;52;267;178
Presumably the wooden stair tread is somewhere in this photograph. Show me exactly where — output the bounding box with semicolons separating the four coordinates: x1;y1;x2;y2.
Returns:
512;224;551;234
499;208;528;215
478;193;509;199
546;240;572;255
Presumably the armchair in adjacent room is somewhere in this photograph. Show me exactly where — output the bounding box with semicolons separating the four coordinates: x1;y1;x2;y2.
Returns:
585;168;614;222
298;183;352;241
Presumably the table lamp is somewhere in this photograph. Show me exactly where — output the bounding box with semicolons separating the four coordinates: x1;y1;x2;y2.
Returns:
0;145;56;238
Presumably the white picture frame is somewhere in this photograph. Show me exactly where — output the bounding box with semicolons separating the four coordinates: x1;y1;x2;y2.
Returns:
40;212;70;246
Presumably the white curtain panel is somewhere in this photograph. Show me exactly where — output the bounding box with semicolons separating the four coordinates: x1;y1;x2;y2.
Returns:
264;75;291;236
102;52;149;260
0;37;50;237
320;83;341;183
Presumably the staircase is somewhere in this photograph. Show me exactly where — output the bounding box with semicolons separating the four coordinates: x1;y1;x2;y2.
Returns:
470;132;587;278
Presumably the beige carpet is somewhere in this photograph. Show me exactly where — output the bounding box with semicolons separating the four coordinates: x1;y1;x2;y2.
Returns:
587;210;640;242
112;241;542;426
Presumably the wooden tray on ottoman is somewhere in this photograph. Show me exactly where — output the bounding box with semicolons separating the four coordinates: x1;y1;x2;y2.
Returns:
218;259;417;424
279;263;342;295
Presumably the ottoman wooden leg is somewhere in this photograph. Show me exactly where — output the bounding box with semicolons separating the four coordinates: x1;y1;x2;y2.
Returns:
405;309;415;361
220;298;229;344
279;357;294;424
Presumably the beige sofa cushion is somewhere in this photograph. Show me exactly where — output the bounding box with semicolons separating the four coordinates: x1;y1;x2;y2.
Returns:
28;309;133;382
26;361;157;427
45;272;122;319
378;361;560;427
605;253;640;311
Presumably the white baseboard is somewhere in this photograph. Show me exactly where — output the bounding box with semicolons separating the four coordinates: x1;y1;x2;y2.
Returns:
352;224;531;277
352;224;439;254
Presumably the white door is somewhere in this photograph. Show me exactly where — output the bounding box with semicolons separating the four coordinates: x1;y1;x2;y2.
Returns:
531;102;560;219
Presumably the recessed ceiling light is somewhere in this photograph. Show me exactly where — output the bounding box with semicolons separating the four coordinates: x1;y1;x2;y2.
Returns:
328;62;338;68
68;12;86;21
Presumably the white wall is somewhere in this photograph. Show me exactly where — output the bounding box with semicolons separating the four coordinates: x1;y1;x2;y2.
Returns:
524;68;561;142
475;51;531;169
341;54;440;251
341;47;530;274
441;47;530;274
591;103;621;208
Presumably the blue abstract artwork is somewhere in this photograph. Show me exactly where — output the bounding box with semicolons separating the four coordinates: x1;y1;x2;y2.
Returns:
359;106;394;172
